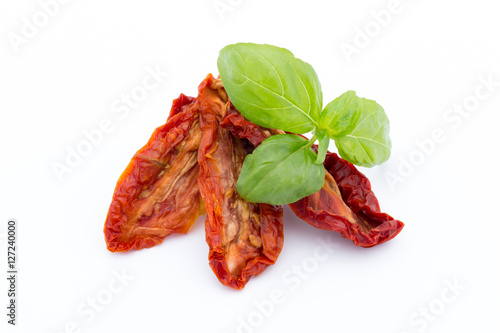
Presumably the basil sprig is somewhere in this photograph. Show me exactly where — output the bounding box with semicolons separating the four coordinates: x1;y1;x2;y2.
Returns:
218;43;391;205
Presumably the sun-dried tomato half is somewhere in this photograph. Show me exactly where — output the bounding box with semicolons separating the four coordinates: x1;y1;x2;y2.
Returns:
197;75;284;289
103;94;204;252
289;151;404;248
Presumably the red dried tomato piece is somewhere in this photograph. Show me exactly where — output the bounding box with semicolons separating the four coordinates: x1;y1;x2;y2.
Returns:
104;94;203;252
198;75;284;289
289;151;404;247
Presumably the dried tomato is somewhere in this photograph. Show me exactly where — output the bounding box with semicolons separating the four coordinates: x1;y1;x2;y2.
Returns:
289;151;404;247
103;94;203;252
197;75;284;289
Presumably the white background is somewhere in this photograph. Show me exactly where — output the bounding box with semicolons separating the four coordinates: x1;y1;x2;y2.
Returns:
1;0;499;332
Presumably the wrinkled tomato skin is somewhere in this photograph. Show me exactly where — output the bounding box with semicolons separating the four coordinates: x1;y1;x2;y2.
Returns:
104;94;203;252
197;75;284;289
289;152;404;248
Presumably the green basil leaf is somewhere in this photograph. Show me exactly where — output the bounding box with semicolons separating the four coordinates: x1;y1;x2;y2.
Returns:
218;43;322;134
314;130;329;165
334;98;391;167
237;134;325;205
319;90;361;138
